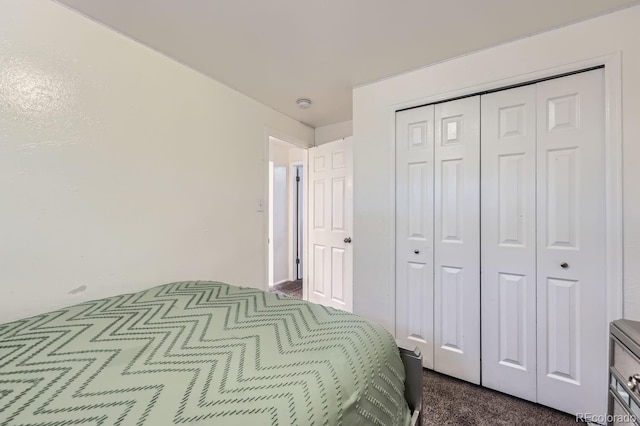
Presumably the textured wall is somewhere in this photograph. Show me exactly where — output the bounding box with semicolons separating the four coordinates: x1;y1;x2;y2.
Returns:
0;0;313;323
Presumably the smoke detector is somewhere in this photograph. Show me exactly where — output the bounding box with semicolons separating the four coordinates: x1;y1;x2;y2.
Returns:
296;98;312;109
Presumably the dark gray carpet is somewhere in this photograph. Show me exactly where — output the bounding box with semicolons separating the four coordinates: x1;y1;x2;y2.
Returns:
421;369;580;425
272;282;580;425
270;279;302;299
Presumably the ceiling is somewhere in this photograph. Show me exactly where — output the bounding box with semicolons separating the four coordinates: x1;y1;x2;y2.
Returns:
54;0;640;128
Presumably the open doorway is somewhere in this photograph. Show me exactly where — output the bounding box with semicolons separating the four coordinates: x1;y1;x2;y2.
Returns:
291;164;303;282
268;136;306;300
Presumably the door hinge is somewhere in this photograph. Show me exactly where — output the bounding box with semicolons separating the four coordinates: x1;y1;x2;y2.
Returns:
296;176;300;182
296;258;300;264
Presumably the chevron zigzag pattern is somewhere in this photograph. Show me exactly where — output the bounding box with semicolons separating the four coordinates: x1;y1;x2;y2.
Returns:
0;281;411;425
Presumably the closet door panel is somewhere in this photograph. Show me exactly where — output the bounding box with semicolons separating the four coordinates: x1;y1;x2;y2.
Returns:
395;106;435;368
481;86;537;401
536;69;607;416
434;96;480;384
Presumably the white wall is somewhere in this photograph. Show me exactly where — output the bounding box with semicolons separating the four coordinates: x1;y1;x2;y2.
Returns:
289;147;306;163
271;166;288;284
268;162;275;286
315;121;353;145
0;0;313;323
353;5;640;331
269;140;292;167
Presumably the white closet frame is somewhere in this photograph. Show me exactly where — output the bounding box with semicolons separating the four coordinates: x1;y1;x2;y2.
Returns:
389;53;623;339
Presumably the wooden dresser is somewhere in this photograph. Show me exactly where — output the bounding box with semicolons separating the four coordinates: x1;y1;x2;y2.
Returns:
609;320;640;425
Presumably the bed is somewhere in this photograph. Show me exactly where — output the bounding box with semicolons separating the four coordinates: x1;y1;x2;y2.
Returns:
0;281;419;425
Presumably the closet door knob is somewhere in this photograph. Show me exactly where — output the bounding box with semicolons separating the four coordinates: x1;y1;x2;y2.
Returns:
414;249;420;254
344;237;352;244
560;262;569;269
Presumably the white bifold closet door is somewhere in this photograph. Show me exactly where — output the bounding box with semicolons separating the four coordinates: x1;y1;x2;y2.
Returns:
396;97;480;383
536;70;607;416
395;105;435;368
481;69;607;415
433;97;480;384
480;84;538;401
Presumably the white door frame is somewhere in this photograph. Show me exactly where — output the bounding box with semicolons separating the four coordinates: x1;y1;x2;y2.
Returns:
264;128;309;296
388;53;623;336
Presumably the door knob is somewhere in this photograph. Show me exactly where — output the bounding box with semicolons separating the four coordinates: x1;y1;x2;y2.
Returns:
561;262;569;269
414;249;420;254
344;237;352;244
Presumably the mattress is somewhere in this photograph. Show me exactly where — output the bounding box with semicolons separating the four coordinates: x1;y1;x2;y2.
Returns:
0;281;411;425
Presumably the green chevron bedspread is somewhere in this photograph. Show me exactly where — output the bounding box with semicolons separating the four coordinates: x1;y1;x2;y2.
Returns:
0;281;411;425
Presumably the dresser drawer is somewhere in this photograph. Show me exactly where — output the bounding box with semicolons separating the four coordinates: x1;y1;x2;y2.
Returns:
610;321;640;425
610;390;638;425
613;337;640;395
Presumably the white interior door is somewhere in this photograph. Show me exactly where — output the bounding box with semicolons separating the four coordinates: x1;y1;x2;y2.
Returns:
536;69;607;416
395;105;435;368
308;137;353;311
481;85;538;401
433;96;481;384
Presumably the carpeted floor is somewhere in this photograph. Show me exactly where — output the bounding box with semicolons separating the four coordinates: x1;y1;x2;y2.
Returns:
272;282;581;425
421;369;579;425
270;279;303;299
